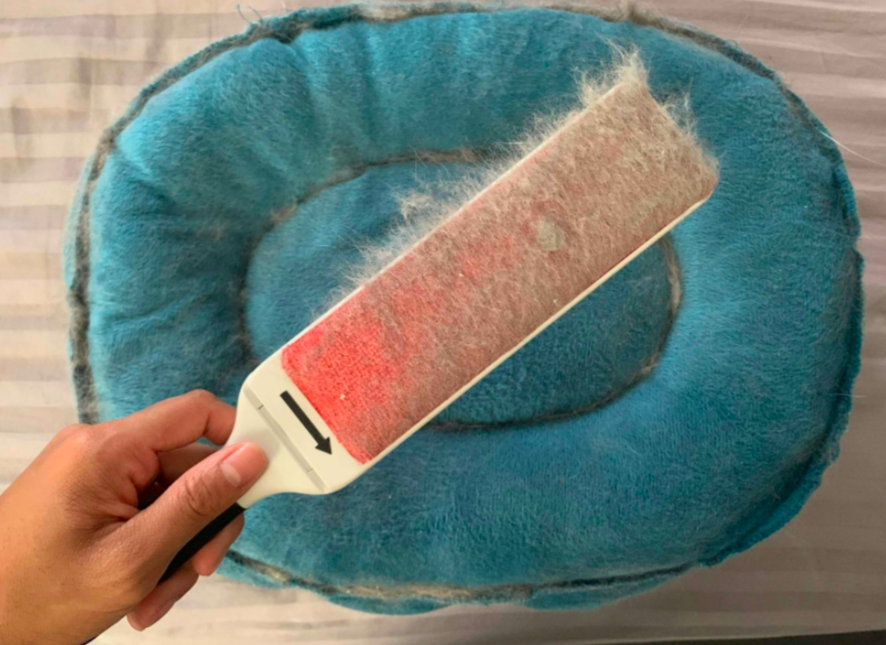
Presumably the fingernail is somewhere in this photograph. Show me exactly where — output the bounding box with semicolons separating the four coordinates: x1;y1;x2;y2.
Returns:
128;613;145;632
219;443;266;487
145;597;177;629
209;549;228;575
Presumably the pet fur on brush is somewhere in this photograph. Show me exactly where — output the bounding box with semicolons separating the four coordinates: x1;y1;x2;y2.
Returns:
338;52;717;299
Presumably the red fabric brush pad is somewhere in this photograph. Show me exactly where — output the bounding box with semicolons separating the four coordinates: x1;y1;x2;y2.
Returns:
282;82;716;464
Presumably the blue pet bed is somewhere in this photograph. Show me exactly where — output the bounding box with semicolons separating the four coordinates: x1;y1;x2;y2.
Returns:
64;3;863;613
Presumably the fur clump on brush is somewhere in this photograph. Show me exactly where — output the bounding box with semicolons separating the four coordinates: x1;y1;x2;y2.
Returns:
339;51;717;296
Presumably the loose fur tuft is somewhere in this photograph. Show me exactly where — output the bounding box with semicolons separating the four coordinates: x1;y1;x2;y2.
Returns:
335;52;717;303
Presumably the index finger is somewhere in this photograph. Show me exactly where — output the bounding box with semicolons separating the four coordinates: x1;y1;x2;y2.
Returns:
114;390;237;452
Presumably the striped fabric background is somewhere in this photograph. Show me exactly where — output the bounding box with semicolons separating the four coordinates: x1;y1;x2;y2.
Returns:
1;1;884;643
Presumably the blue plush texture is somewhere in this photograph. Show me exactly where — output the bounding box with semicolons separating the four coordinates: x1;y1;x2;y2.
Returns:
64;4;863;613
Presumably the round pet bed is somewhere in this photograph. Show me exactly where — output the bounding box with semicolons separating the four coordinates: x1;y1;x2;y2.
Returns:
64;2;863;614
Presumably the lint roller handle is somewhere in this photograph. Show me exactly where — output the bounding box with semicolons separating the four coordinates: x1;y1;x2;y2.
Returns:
159;502;245;583
158;373;336;580
159;374;349;582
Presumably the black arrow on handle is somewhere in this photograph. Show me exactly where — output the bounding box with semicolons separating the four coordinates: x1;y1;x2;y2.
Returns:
280;391;332;454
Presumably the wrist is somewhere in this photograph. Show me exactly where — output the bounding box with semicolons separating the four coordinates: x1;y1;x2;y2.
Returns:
0;576;75;645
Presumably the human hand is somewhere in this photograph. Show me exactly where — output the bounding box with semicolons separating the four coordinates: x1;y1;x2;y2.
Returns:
0;390;267;644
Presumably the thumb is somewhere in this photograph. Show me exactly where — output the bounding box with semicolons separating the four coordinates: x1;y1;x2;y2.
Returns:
129;443;267;572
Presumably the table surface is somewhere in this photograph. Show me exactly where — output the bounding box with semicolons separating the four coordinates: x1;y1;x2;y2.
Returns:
1;1;884;643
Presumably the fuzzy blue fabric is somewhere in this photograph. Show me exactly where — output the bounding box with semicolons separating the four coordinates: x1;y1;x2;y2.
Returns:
64;3;863;613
